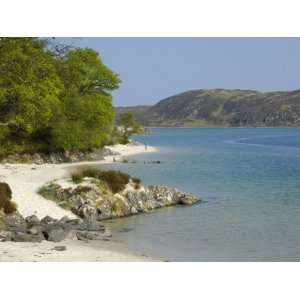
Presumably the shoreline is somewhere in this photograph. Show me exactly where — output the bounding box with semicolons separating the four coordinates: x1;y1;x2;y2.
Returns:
147;126;300;129
0;141;159;262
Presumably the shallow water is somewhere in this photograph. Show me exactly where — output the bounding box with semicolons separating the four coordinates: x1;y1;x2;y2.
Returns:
102;128;300;261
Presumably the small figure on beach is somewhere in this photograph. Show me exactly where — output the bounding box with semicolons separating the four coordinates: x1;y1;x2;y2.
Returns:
145;143;148;150
113;157;116;162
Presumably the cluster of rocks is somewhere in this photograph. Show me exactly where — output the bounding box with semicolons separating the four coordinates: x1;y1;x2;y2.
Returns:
0;172;200;244
0;212;111;243
120;159;162;164
40;180;200;222
0;147;118;164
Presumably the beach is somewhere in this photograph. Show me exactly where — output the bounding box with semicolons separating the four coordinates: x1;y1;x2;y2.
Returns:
0;240;158;262
0;142;157;262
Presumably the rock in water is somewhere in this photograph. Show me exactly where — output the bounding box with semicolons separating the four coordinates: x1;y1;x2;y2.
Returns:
52;246;67;251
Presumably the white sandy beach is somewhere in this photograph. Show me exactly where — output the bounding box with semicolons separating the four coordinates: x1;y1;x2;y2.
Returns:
0;240;158;262
0;142;157;262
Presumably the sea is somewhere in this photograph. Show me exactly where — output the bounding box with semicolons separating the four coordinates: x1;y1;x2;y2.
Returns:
102;128;300;261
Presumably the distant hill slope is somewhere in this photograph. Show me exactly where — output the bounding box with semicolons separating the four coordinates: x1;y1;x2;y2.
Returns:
115;89;300;127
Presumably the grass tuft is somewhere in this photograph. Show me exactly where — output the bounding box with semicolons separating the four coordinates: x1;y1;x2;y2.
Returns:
71;173;83;184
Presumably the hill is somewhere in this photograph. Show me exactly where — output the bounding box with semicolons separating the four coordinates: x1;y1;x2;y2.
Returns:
115;89;300;127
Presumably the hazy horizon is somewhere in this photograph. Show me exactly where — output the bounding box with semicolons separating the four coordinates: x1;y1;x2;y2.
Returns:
59;38;300;107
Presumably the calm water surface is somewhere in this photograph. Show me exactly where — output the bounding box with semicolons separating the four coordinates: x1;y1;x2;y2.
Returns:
102;128;300;261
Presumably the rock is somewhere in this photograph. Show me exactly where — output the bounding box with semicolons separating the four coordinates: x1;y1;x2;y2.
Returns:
25;215;40;225
39;179;200;223
59;216;71;223
64;230;78;241
1;212;109;244
27;225;43;235
177;193;199;205
43;227;67;242
103;228;112;238
76;231;111;241
85;221;105;232
0;230;15;242
62;218;87;231
77;205;98;222
75;231;89;242
119;227;134;233
4;212;27;232
0;149;109;164
52;246;67;251
41;215;57;224
131;207;138;214
13;232;44;243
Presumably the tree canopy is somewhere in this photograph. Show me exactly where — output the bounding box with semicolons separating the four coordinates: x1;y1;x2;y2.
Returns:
0;38;120;157
120;112;141;143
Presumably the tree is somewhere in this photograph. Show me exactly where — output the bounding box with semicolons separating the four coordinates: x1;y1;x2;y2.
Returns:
55;48;120;97
51;48;120;151
0;38;121;156
120;112;140;143
0;38;63;153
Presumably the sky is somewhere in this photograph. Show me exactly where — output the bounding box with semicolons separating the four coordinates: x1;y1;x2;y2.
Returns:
60;38;300;107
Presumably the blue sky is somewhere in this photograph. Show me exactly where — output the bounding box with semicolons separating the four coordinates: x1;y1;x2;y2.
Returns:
60;38;300;107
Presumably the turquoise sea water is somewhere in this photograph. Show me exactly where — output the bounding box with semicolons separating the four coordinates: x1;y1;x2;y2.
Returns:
103;128;300;261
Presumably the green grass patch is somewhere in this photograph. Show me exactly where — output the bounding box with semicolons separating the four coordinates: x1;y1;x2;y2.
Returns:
38;183;61;202
38;182;77;211
71;173;83;184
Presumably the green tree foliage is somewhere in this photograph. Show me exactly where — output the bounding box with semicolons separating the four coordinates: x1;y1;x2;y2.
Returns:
56;48;120;96
0;38;63;154
51;48;120;151
120;112;140;143
0;38;120;157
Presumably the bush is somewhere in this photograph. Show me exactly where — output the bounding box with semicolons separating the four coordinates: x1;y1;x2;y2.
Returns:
38;183;60;201
38;182;79;210
132;177;141;184
0;182;17;215
3;201;17;215
82;168;102;179
70;168;131;194
99;170;130;194
132;177;141;190
71;172;83;184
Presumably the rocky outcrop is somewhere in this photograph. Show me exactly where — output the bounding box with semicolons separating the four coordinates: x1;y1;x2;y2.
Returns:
39;179;200;221
0;147;118;164
0;212;111;243
0;177;200;243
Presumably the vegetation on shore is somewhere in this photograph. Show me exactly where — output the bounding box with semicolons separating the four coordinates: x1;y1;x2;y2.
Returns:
38;168;135;209
0;182;17;215
0;38;121;158
108;112;144;145
38;167;199;221
70;168;131;193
